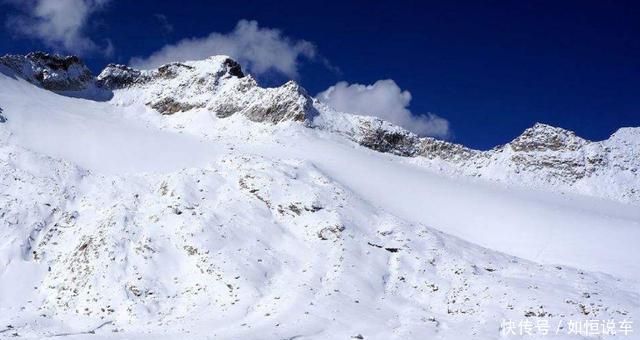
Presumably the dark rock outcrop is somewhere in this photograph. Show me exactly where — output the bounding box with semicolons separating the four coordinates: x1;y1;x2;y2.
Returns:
149;97;201;115
222;58;244;78
358;120;420;156
0;52;93;91
96;64;144;89
355;119;477;161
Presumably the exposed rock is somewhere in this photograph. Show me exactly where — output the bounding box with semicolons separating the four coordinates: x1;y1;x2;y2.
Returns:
237;81;316;123
507;153;588;182
417;137;479;161
222;58;244;78
319;111;639;202
358;119;420;156
509;123;587;152
0;52;93;91
98;56;315;123
349;117;478;161
3;53;309;124
156;62;195;79
96;64;144;89
149;97;201;115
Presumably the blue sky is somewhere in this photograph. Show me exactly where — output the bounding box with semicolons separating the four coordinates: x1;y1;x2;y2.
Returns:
0;0;638;149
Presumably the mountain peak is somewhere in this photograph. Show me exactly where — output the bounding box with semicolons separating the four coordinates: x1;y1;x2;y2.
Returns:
94;55;316;122
0;51;93;91
220;56;245;78
24;51;85;70
509;122;588;152
96;64;141;88
609;126;640;145
96;55;246;91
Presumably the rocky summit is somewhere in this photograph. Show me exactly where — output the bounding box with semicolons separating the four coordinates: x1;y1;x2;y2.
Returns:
0;52;94;91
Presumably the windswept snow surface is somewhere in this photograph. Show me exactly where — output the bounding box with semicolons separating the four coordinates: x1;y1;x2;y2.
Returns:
1;74;217;174
1;63;639;339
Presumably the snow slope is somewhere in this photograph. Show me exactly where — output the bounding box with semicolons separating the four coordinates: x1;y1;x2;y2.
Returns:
0;54;639;339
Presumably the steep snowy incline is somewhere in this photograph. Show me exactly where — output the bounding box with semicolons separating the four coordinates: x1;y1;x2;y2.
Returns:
2;63;639;282
0;66;219;174
212;123;640;282
1;133;639;339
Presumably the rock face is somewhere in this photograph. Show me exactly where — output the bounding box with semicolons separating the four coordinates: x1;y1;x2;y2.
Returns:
488;124;638;186
357;119;421;156
417;137;479;161
100;56;317;122
95;64;142;89
0;52;93;91
225;81;316;123
509;123;587;152
351;118;478;160
222;57;245;78
489;124;597;183
96;57;244;91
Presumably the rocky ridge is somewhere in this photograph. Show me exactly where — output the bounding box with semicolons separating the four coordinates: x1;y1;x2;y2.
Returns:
98;56;316;122
1;52;638;203
426;123;639;202
314;106;639;203
0;52;93;91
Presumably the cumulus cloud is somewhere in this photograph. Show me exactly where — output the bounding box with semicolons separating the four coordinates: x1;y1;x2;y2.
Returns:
4;0;111;54
129;19;317;78
317;80;450;138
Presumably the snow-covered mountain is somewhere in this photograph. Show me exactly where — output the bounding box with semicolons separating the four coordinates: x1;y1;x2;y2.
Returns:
3;52;639;204
1;52;638;339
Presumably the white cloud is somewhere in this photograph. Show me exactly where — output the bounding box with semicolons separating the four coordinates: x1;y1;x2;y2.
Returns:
129;19;317;78
154;13;173;34
317;80;450;138
5;0;111;54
